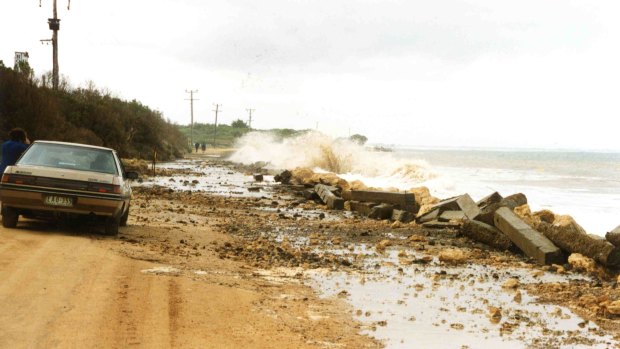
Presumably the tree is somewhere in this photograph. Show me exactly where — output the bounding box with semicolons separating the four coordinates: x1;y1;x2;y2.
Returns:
231;119;248;128
349;134;368;145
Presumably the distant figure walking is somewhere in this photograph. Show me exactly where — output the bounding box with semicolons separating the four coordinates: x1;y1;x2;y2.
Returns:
194;142;200;153
0;128;30;176
201;143;206;153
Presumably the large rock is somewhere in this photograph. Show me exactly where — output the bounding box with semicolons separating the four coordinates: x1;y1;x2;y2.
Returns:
605;225;620;247
538;216;620;268
462;220;513;250
493;207;564;265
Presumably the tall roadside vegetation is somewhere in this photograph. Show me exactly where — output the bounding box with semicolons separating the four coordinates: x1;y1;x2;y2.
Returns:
0;63;186;160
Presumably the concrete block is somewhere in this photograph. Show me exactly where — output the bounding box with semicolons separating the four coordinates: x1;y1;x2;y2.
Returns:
253;174;264;182
315;184;344;210
439;210;466;222
476;192;503;208
369;203;394;220
422;220;461;229
428;194;480;220
350;201;379;216
392;209;415;223
417;209;439;224
462;220;513;250
341;190;417;213
493;207;563;265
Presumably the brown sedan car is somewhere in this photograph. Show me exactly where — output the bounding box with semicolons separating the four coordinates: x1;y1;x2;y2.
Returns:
0;141;137;235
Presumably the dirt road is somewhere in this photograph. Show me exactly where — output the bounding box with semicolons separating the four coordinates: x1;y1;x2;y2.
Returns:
0;218;377;348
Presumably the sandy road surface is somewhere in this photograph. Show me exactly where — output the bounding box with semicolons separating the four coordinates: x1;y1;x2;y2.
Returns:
0;219;376;349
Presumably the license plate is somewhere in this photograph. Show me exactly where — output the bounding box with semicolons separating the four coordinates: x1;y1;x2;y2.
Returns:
44;195;74;207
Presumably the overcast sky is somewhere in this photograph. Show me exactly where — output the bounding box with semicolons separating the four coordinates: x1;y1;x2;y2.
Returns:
2;0;619;150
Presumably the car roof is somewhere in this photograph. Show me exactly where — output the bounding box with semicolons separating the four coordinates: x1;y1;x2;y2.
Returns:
32;140;115;152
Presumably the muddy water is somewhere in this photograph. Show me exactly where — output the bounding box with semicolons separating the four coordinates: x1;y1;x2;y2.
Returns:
305;247;616;348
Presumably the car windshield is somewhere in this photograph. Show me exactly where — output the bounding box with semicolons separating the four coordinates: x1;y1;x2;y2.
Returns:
18;143;118;175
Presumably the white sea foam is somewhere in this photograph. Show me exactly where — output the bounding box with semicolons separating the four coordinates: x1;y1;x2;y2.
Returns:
230;131;436;188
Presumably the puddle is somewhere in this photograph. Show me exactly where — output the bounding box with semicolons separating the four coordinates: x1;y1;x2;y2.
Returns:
141;266;181;275
137;160;275;198
304;247;615;348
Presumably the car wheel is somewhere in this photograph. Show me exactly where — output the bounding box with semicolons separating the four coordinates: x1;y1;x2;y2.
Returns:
2;206;19;228
104;216;120;236
120;206;129;227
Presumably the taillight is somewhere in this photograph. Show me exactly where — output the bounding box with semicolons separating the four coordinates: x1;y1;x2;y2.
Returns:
88;183;121;194
2;174;35;185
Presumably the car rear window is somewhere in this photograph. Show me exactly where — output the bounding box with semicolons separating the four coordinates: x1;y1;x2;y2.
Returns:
18;143;118;175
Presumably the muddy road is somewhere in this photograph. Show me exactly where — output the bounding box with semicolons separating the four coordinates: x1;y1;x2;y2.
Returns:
0;202;377;348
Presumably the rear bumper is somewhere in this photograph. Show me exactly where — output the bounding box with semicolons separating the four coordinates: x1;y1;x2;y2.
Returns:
0;187;126;217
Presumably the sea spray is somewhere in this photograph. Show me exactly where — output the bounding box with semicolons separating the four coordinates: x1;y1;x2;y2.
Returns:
230;131;436;190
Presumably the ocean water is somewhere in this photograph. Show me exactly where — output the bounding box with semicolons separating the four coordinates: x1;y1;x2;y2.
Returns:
229;132;620;235
391;147;620;235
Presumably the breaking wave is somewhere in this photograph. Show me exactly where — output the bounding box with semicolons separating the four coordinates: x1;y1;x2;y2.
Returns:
229;131;436;190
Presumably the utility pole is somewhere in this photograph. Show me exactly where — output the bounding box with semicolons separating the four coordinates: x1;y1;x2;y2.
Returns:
185;90;199;149
246;108;255;129
39;0;68;90
213;104;221;147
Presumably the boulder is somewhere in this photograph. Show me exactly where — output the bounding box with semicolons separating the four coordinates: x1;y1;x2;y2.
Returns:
605;225;620;247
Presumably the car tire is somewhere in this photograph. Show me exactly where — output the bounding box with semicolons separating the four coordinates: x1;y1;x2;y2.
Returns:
104;216;120;236
120;206;129;227
2;206;19;228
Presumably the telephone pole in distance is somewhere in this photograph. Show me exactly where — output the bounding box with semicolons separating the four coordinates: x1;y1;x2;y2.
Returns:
185;90;199;149
213;104;222;147
246;108;255;129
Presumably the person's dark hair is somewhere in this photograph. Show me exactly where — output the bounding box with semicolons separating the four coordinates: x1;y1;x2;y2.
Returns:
8;128;27;142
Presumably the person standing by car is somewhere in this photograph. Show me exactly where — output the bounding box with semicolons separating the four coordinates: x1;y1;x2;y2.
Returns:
0;128;30;176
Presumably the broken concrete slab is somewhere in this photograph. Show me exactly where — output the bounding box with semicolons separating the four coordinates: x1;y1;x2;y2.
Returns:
538;216;620;268
494;207;564;265
606;225;620;247
350;201;379;216
315;184;344;210
428;194;480;220
368;203;394;220
422;220;461;229
476;192;503;209
417;209;440;224
439;210;466;222
341;190;417;213
391;209;415;223
462;220;513;251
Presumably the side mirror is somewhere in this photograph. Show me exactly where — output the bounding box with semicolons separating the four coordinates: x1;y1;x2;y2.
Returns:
125;171;139;180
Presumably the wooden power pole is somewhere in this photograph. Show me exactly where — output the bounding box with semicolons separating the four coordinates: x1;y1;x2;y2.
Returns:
185;90;199;148
246;108;255;129
213;104;221;147
40;0;67;90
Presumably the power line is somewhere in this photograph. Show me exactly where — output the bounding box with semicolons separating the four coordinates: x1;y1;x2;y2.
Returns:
246;108;255;129
185;90;199;148
213;104;222;147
